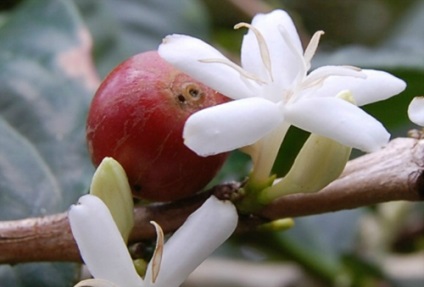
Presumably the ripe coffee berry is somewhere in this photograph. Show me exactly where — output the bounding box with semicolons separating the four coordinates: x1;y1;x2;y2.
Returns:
87;51;229;202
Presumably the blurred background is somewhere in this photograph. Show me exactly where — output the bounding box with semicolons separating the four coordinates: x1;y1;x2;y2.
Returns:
0;0;423;286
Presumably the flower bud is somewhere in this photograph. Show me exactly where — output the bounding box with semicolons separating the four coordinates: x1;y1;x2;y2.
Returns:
260;133;351;202
90;157;134;242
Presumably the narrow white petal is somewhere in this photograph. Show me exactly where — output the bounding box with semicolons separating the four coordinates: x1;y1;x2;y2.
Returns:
354;70;406;105
145;196;238;287
311;69;406;106
241;9;304;88
74;278;120;287
159;34;258;100
251;10;302;52
285;97;390;152
68;195;143;287
183;98;284;156
408;96;424;126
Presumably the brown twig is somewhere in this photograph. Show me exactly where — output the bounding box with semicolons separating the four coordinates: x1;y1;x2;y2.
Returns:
261;137;424;219
0;137;423;264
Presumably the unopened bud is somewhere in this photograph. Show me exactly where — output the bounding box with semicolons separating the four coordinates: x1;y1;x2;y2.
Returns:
90;157;134;242
261;133;351;202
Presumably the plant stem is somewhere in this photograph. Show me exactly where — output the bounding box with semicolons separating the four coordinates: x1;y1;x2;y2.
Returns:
0;137;423;264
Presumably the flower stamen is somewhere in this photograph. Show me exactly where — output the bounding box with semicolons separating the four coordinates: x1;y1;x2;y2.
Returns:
303;31;324;71
234;22;273;82
150;221;164;284
199;58;266;84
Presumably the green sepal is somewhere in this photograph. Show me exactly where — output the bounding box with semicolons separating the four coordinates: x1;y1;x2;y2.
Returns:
90;157;134;242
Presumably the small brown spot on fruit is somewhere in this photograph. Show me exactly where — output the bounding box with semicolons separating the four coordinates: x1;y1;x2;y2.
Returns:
183;83;203;101
189;87;200;98
133;184;142;194
177;94;186;103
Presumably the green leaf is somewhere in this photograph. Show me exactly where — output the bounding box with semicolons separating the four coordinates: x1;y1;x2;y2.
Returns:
8;263;78;287
0;0;97;285
230;209;365;284
276;210;364;281
74;0;211;77
0;0;96;210
315;0;424;71
0;117;62;219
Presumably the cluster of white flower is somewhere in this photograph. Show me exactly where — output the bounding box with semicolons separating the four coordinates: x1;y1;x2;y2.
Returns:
69;9;416;287
69;158;237;287
159;9;406;202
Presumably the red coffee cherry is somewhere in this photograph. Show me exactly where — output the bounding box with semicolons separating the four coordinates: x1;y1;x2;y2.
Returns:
87;51;229;201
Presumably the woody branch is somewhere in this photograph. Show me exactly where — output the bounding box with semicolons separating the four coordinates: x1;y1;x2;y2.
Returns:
0;137;423;264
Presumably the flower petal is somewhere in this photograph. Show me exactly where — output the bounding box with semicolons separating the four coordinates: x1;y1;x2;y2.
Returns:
68;195;143;287
311;69;406;106
408;96;424;126
285;97;390;152
74;278;119;287
302;65;365;90
145;196;238;287
183;97;284;156
159;34;258;100
241;9;304;89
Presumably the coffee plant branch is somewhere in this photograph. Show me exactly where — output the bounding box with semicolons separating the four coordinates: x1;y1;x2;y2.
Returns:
0;137;423;264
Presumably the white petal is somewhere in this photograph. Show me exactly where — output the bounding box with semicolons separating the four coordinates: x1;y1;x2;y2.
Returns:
159;34;258;100
285;97;390;152
312;69;406;106
241;9;304;88
183;98;284;156
145;196;238;287
252;10;303;53
302;65;365;90
408;96;424;126
68;195;143;287
74;278;120;287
